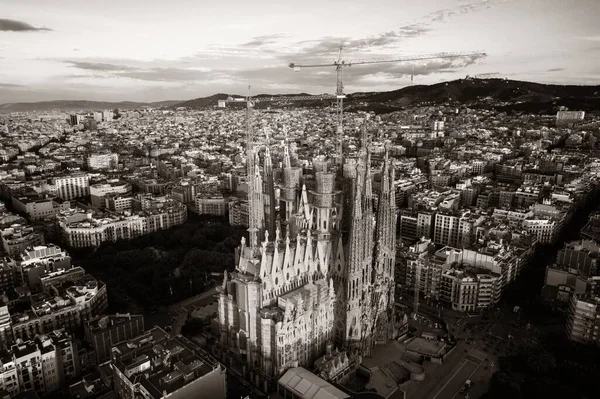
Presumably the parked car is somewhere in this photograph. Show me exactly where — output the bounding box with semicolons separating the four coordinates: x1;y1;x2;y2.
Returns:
459;380;473;394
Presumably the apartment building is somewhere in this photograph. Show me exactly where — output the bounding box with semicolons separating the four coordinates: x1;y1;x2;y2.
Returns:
0;329;78;397
11;196;70;220
228;199;249;228
53;174;90;201
0;303;12;349
15;244;72;291
398;211;418;243
566;294;600;344
438;268;502;312
12;269;108;341
1;225;45;258
112;327;226;399
196;194;227;216
85;314;145;363
433;212;460;248
60;215;146;248
59;200;187;248
90;181;132;208
86;153;118;171
105;195;134;213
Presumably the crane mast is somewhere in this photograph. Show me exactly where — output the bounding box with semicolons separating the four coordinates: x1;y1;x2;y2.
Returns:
289;47;486;166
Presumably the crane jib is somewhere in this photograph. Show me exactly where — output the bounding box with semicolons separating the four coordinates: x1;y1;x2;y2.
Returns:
287;48;485;164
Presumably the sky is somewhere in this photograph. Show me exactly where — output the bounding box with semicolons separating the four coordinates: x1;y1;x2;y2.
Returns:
1;0;600;103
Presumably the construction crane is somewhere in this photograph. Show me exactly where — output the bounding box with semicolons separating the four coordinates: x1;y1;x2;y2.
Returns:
289;47;486;165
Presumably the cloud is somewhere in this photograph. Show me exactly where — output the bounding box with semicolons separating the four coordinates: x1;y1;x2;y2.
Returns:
404;0;510;34
118;67;217;82
64;59;220;82
0;19;52;32
579;35;600;42
284;1;507;62
0;83;25;88
242;34;287;47
66;61;137;72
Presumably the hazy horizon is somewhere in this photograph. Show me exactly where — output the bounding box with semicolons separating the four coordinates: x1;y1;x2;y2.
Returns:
2;0;600;103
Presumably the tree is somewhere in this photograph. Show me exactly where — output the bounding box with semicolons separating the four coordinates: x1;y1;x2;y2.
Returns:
486;371;523;399
526;347;556;375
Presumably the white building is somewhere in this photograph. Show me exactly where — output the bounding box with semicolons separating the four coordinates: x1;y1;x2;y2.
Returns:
53;174;90;201
1;225;45;258
566;294;600;344
196;194;227;216
87;153;119;171
11;196;70;220
90;181;132;208
59;201;187;248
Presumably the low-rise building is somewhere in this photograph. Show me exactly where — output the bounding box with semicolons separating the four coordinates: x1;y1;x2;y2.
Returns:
59;198;187;248
228;199;249;227
566;294;600;344
86;153;118;171
11;196;70;220
15;244;72;291
277;367;350;399
52;174;90;201
12;269;108;341
85;314;145;364
1;225;45;258
112;327;226;399
196;193;226;216
90;181;132;209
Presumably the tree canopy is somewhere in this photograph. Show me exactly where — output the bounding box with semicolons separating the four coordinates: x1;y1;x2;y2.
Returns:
71;220;246;312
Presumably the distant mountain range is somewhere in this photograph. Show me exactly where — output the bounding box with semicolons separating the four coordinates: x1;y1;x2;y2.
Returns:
0;100;181;113
2;78;600;114
345;78;600;114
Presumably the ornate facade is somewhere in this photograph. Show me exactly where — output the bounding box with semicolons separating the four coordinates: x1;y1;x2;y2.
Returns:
218;129;397;386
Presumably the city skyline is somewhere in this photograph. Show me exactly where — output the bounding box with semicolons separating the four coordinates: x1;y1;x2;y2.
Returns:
2;0;600;103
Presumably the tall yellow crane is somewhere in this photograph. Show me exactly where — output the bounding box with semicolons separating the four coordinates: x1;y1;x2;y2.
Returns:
289;46;486;165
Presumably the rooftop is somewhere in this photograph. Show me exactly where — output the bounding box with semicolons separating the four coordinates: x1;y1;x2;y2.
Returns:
278;367;350;399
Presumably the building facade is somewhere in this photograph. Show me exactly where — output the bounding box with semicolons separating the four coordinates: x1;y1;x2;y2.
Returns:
196;194;227;216
87;153;119;171
53;174;90;201
566;294;600;344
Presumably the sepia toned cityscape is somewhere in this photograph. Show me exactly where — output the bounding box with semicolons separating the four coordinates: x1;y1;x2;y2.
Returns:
1;1;600;399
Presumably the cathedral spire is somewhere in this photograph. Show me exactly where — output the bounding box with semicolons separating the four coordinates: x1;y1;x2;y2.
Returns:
352;163;364;221
222;270;228;294
381;146;390;197
389;158;396;209
248;148;265;248
364;150;373;214
264;129;277;238
282;125;292;169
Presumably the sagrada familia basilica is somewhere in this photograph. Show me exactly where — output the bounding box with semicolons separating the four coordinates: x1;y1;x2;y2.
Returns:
217;125;399;387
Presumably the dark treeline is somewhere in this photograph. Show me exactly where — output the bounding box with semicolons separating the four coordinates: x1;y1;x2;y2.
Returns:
70;219;246;313
483;334;600;399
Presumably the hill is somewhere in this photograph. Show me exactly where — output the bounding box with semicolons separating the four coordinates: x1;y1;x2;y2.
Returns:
4;78;599;115
172;78;600;115
345;78;600;114
0;100;181;113
172;92;318;109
